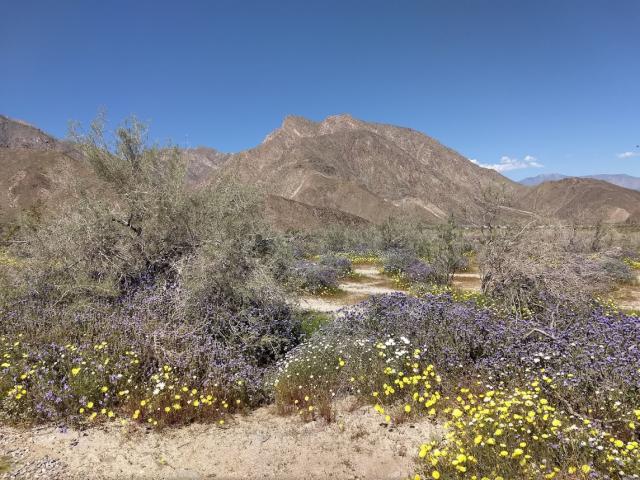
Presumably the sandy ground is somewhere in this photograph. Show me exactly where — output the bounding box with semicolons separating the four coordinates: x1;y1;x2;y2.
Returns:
299;266;485;312
298;265;403;312
613;273;640;311
0;401;441;480
451;272;482;292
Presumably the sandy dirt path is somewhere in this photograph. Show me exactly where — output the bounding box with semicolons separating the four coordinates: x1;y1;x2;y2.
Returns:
298;265;404;313
299;265;485;313
1;402;440;480
613;273;640;311
451;271;482;292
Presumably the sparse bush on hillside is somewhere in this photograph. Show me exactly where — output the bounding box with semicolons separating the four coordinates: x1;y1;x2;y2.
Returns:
468;187;636;318
477;224;637;319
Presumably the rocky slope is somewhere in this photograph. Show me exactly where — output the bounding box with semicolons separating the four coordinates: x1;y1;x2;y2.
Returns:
0;116;87;222
216;114;522;223
2;113;640;228
517;177;640;224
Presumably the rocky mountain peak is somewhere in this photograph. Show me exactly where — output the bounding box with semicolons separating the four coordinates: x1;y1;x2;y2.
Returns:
0;115;58;150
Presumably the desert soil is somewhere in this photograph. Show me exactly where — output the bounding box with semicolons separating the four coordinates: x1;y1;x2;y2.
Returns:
298;265;484;312
451;271;482;292
613;273;640;311
0;401;440;480
298;265;403;312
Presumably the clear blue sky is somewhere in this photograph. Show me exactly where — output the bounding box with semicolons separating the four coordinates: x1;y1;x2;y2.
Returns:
1;0;639;179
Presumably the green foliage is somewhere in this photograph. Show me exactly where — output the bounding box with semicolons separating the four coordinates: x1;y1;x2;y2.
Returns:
299;310;333;337
430;215;469;284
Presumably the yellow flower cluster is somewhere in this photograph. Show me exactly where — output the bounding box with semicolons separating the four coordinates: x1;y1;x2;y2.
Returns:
372;358;442;424
342;253;381;265
412;377;640;479
0;251;21;268
0;336;244;427
623;258;640;270
408;283;499;311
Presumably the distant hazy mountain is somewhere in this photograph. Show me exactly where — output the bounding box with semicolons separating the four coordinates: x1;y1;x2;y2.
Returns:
587;174;640;191
519;173;569;186
520;173;640;191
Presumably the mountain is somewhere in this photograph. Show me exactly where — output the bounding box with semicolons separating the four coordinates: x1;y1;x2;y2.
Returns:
213;114;522;224
180;147;230;186
0;114;59;150
520;172;640;191
3;112;640;229
0;115;89;223
587;174;640;191
517;177;640;224
519;173;569;186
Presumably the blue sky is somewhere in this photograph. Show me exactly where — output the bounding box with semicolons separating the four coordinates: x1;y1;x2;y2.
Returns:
1;0;639;179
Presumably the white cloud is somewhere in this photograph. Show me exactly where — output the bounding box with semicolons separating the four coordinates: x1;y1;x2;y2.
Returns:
617;151;640;159
470;155;543;173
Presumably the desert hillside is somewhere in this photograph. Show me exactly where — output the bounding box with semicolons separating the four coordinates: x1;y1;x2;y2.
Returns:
216;114;523;223
2;113;640;227
518;177;640;224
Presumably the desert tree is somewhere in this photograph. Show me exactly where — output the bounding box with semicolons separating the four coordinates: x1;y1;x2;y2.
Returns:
8;114;273;305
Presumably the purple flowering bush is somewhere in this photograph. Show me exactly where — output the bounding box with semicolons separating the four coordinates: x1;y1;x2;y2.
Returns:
382;250;437;285
278;292;640;424
318;254;352;277
291;260;339;294
0;285;302;424
274;292;640;478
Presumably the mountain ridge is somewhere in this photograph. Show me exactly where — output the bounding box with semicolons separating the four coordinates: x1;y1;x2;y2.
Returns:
216;113;521;224
2;113;640;227
520;172;640;191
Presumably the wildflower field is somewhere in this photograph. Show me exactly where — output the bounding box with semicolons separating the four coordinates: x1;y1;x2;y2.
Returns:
273;294;640;479
2;118;640;478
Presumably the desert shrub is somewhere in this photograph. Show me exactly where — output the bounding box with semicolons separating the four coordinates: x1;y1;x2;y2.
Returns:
382;249;418;274
597;255;635;283
382;249;436;284
475;222;637;319
313;216;456;258
299;311;332;337
318;254;352;276
402;259;436;283
429;216;470;283
376;217;439;256
0;116;304;424
274;331;440;422
291;260;339;294
277;293;640;421
1;278;302;416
